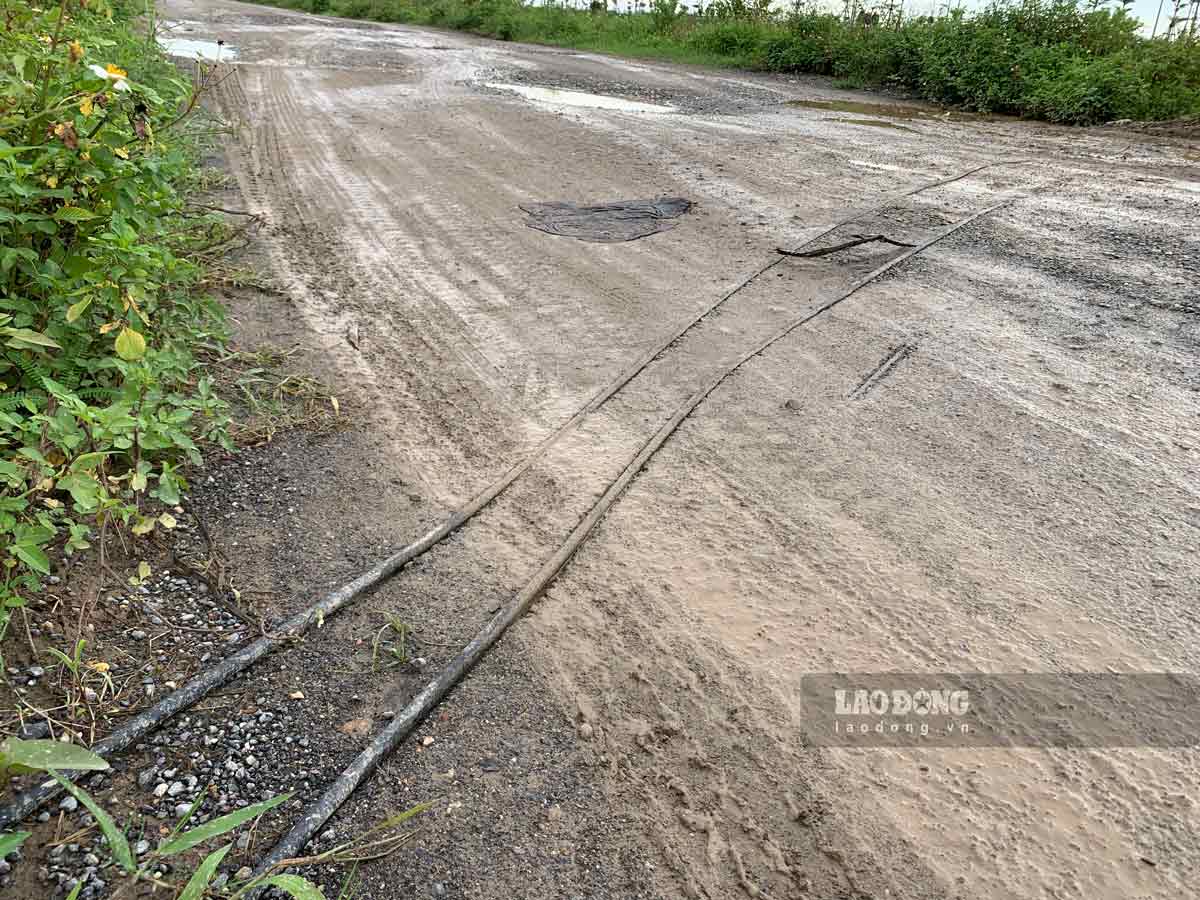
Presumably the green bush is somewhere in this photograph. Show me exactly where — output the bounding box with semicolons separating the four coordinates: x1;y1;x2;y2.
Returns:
0;1;231;629
685;20;768;63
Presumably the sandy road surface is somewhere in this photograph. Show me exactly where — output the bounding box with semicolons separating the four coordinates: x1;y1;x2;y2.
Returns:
154;2;1199;897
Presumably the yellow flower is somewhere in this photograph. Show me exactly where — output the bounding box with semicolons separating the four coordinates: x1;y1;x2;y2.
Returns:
80;95;94;117
105;63;127;78
81;151;90;161
114;147;129;159
69;40;84;63
45;175;58;188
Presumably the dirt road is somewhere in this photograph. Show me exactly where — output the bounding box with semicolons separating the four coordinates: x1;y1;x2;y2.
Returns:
152;3;1198;897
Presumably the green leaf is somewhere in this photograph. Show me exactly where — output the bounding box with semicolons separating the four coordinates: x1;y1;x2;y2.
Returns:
1;739;108;773
69;452;111;472
4;328;61;351
177;844;232;900
0;831;30;857
0;144;34;161
66;296;93;323
49;772;134;873
57;472;101;512
53;206;98;224
114;326;146;361
64;882;82;900
158;793;291;856
236;874;326;900
11;542;50;575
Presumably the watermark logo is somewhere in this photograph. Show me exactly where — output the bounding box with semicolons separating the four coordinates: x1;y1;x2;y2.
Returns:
801;674;1200;747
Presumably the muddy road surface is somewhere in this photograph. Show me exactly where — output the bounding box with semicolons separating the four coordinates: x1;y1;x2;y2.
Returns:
147;3;1199;898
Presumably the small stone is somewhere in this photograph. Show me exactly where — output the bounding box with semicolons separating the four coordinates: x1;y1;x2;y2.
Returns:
167;781;185;797
58;797;78;813
422;736;435;747
134;840;150;856
153;783;169;798
27;666;45;678
174;803;191;818
577;722;594;740
130;630;147;640
235;866;253;881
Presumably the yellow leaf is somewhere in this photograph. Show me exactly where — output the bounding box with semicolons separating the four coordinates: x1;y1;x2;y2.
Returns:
158;512;177;529
69;41;84;63
137;561;151;580
43;497;62;509
131;517;155;536
113;147;129;160
98;321;119;335
80;96;94;117
45;175;58;189
330;396;339;415
35;477;54;492
87;661;110;674
114;326;146;361
66;296;92;323
105;64;127;78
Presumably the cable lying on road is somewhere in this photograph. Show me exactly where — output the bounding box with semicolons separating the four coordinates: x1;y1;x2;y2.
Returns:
775;233;916;258
0;159;1026;829
254;198;1014;875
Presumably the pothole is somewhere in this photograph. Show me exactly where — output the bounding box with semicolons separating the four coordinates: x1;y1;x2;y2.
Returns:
485;82;676;114
834;117;919;132
786;97;953;121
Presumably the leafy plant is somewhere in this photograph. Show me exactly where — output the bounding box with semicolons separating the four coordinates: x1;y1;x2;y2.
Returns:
0;737;327;897
371;612;410;672
0;0;234;641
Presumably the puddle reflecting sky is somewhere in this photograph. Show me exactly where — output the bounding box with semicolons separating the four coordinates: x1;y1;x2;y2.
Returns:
486;82;676;113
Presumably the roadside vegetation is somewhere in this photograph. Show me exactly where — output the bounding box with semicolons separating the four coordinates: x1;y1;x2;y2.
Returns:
0;0;237;638
266;0;1200;123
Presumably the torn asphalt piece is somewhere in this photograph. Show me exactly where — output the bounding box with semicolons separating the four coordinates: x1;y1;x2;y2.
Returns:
520;197;692;243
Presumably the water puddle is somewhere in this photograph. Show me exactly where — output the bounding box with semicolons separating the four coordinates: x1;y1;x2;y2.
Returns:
158;37;238;62
786;97;949;121
835;117;918;133
486;83;675;114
